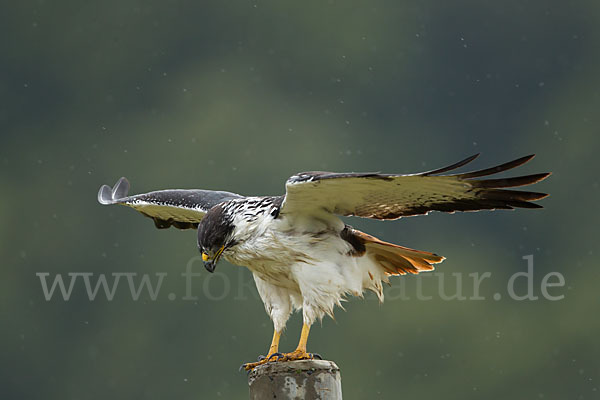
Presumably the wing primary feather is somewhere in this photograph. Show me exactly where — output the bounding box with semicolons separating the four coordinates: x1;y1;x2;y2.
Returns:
420;153;480;176
507;201;544;209
457;154;536;179
98;177;131;204
98;185;113;204
471;173;551;188
482;189;549;202
111;177;130;200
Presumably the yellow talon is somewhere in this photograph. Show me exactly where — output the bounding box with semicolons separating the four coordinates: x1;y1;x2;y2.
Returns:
243;324;315;371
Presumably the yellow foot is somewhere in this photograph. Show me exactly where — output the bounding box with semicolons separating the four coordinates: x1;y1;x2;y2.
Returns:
241;351;322;371
277;349;316;362
240;353;281;371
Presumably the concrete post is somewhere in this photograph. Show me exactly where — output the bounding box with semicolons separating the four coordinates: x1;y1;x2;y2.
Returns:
247;359;342;400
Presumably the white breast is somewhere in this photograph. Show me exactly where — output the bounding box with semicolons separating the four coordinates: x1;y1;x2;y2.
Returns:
224;204;346;284
222;200;380;324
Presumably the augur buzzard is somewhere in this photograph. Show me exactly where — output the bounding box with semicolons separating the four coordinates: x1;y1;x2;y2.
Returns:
98;154;549;370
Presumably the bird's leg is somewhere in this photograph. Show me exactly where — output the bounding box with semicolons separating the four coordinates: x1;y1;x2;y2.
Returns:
295;322;310;354
267;329;282;358
241;329;282;371
278;323;316;361
241;324;321;371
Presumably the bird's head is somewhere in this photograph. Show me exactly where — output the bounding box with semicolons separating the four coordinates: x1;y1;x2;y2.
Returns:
197;203;236;273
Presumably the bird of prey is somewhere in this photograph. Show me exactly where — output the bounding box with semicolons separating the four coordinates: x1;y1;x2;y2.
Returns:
98;154;549;370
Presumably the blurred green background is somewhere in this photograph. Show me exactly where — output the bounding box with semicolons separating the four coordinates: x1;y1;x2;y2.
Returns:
1;1;598;399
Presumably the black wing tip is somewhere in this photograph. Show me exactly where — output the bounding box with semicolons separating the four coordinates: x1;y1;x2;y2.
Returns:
458;153;481;164
513;201;545;209
509;153;536;168
506;154;536;166
533;172;552;185
457;154;543;180
540;171;552;180
472;172;552;190
98;177;130;205
532;191;550;200
420;153;480;176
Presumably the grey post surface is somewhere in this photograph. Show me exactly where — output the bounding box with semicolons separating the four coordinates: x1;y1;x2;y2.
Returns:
247;360;342;400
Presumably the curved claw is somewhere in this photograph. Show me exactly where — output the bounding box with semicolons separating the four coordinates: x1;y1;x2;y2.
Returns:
241;350;321;372
267;352;283;361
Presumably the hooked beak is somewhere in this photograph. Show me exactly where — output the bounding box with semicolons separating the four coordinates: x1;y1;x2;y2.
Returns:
202;246;225;273
203;259;216;273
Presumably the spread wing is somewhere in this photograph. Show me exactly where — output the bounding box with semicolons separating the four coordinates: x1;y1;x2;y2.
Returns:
280;154;550;220
98;177;244;229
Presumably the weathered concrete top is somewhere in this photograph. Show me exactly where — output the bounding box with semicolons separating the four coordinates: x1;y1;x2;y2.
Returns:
247;360;342;400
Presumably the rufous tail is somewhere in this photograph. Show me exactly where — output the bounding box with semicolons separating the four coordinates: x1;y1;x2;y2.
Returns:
353;229;445;275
